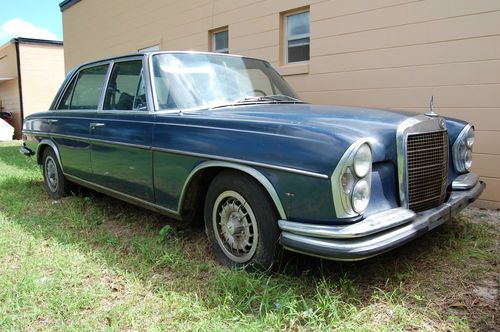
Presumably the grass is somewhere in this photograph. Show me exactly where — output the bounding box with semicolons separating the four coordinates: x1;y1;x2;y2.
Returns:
0;141;498;331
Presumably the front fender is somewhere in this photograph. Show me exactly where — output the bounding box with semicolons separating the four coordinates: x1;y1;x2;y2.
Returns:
179;160;287;220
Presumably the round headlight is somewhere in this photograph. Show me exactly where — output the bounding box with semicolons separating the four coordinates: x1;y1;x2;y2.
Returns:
351;179;370;213
465;128;475;149
353;144;372;178
464;149;473;170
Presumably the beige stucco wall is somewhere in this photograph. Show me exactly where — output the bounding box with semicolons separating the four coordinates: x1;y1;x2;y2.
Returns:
0;42;21;137
62;0;500;208
0;41;65;137
0;42;18;77
18;43;65;118
0;79;21;137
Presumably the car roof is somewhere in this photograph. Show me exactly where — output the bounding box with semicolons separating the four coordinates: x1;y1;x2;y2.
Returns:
74;51;267;71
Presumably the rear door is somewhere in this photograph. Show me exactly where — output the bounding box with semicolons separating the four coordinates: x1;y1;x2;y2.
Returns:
51;62;110;181
89;58;155;201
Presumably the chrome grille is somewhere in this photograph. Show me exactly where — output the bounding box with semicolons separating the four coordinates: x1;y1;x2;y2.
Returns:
406;130;448;212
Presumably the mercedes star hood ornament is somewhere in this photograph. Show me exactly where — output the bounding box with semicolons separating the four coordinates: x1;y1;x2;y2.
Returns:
425;95;438;117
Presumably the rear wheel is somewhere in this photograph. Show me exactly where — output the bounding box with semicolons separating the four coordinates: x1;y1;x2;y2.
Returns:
42;148;71;199
204;170;281;270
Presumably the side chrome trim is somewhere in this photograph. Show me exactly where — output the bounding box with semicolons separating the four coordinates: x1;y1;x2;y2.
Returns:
396;115;447;208
37;139;64;171
452;172;479;190
24;130;50;136
89;137;150;150
153;147;329;179
25;131;328;179
50;132;88;141
179;160;288;220
26;131;150;150
279;207;415;239
64;174;181;220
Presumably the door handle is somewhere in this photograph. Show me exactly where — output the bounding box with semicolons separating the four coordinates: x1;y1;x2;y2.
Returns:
90;123;105;129
47;119;58;124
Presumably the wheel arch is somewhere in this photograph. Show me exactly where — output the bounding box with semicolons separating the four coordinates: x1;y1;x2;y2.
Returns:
179;161;287;220
36;139;63;172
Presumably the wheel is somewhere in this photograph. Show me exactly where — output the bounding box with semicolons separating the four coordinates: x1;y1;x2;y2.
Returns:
42;148;71;199
204;170;281;270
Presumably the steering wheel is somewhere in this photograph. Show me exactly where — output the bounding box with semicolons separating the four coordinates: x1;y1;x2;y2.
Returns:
253;89;266;96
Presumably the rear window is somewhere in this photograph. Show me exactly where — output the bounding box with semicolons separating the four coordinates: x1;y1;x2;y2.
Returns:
57;64;109;110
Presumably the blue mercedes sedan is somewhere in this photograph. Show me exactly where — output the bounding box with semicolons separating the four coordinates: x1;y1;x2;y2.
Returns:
20;52;484;269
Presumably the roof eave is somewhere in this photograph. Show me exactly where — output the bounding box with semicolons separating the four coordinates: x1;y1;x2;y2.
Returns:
59;0;81;12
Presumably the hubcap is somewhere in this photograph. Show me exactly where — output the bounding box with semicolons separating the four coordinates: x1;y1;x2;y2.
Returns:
212;190;258;263
44;156;58;192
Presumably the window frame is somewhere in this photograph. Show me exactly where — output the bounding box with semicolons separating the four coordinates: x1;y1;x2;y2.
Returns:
283;8;310;64
55;61;111;111
210;27;229;54
54;56;154;113
102;58;148;112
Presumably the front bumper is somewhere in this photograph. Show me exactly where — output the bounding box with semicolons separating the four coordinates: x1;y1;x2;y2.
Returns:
279;177;485;261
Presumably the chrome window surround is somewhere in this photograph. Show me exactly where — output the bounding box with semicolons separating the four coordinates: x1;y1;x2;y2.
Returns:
452;124;473;174
51;56;155;114
331;138;372;219
396;115;447;208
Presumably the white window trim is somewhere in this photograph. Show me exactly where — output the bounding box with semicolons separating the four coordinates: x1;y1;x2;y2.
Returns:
284;10;310;64
211;29;229;54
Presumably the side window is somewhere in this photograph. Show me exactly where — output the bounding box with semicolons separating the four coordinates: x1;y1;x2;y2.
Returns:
56;77;77;110
103;60;145;111
133;75;147;110
69;64;109;110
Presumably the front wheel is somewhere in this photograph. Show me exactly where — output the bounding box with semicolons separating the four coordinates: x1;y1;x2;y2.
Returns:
204;171;281;270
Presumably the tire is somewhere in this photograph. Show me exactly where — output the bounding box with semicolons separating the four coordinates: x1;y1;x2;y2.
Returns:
42;148;71;199
204;170;281;270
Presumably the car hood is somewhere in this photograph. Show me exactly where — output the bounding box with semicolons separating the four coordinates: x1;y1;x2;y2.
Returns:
198;104;414;161
155;103;441;175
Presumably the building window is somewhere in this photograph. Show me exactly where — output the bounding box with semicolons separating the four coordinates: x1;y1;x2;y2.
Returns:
211;28;228;53
284;10;310;63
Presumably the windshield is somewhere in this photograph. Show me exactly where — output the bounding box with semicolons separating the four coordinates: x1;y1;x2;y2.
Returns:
151;53;300;110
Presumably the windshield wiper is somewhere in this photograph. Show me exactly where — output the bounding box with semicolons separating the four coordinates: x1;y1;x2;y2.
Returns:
211;94;305;109
234;95;303;103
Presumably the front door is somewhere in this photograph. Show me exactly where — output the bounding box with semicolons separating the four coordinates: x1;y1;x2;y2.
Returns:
89;59;155;202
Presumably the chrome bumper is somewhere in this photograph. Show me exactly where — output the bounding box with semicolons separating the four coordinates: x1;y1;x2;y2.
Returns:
19;143;35;156
279;178;485;261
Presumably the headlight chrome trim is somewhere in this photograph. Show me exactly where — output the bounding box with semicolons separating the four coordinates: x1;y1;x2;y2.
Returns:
332;139;372;219
452;124;474;174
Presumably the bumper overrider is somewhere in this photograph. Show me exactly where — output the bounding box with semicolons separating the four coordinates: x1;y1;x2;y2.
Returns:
279;173;485;261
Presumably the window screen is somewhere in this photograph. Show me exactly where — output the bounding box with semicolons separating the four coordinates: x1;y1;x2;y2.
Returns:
285;11;310;63
212;29;229;54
